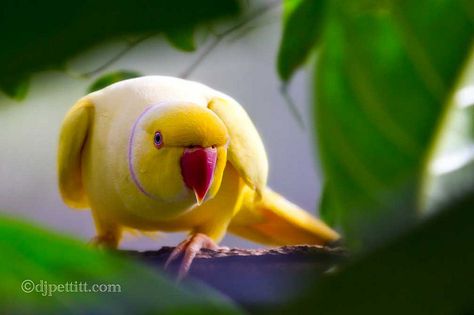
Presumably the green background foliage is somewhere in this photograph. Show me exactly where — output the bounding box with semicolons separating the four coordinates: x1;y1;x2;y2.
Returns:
278;0;474;249
277;0;326;81
0;0;239;100
87;70;143;93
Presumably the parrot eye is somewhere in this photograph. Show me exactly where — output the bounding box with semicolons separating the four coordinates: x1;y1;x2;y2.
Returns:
153;131;163;148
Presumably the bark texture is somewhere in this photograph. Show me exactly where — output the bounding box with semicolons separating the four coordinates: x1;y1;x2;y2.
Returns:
123;245;347;307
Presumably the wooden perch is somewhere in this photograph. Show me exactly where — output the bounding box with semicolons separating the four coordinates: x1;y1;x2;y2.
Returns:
123;245;347;308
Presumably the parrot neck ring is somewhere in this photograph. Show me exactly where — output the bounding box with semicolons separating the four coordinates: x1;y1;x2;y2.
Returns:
128;104;165;201
128;102;218;205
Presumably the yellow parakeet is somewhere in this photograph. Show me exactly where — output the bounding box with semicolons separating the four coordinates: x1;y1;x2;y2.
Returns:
58;76;339;278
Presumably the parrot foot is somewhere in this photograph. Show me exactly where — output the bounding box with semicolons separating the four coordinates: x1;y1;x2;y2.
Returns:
164;233;219;281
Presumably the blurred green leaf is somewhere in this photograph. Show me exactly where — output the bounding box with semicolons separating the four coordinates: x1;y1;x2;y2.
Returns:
0;0;240;100
277;0;327;81
165;27;196;52
0;77;30;101
319;182;339;228
88;70;143;93
282;0;303;21
283;190;474;314
421;48;474;214
314;0;473;249
0;215;240;314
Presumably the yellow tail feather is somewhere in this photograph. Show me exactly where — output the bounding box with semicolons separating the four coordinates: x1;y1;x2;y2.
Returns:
229;187;339;246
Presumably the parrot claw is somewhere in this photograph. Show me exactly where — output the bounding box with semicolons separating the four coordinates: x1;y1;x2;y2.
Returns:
164;233;219;281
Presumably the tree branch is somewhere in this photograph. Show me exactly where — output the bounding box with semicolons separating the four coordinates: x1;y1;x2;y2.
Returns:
123;244;347;308
179;0;281;78
67;34;155;79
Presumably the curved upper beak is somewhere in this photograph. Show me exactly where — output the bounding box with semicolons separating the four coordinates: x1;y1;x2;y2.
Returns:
180;146;217;205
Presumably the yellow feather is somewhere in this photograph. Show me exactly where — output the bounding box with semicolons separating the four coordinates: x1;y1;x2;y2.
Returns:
229;187;340;245
208;97;268;198
57;97;93;209
57;76;339;249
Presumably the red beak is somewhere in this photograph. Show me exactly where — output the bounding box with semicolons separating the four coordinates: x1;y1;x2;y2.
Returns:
180;146;217;205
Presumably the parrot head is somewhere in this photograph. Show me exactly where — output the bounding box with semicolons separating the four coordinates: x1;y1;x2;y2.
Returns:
128;102;228;210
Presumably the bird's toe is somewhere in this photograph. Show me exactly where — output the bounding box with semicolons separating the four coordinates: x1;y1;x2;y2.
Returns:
165;233;219;281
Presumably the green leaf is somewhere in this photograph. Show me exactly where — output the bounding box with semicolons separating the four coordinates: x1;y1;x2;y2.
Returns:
421;48;474;214
277;0;327;81
314;0;473;249
0;215;240;314
0;77;29;101
87;70;142;93
0;0;240;100
285;189;474;314
282;0;303;21
165;27;196;52
318;182;339;228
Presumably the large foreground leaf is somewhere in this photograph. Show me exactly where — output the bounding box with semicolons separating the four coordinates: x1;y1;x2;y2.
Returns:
314;0;473;248
421;48;474;213
0;0;239;100
0;215;240;314
282;190;474;314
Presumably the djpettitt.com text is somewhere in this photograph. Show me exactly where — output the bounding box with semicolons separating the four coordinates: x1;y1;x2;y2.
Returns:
21;280;121;296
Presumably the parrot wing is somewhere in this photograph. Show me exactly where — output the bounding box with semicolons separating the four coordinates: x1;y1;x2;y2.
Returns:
57;97;94;209
208;97;268;198
228;186;339;245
